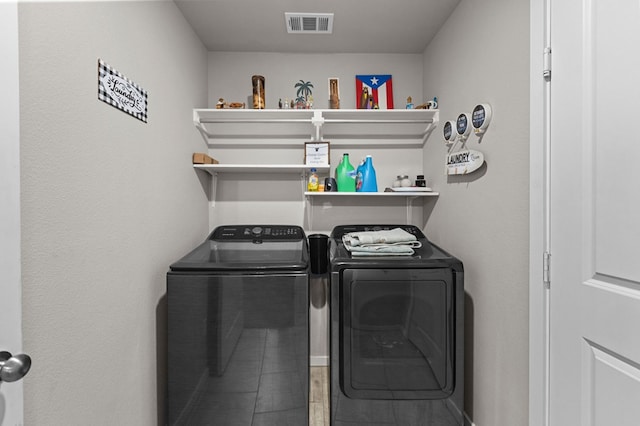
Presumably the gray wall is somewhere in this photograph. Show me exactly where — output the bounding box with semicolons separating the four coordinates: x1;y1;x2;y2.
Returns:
18;1;208;424
206;52;429;366
208;52;424;111
422;0;530;425
206;52;428;232
16;0;530;424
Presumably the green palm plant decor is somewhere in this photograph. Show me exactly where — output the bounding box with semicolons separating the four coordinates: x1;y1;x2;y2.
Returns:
295;80;314;102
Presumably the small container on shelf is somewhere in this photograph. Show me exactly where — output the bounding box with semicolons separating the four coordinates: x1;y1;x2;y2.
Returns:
394;175;410;188
308;168;319;192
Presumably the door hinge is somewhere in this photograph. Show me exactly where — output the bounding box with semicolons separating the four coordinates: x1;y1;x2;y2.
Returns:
543;251;551;289
543;47;552;81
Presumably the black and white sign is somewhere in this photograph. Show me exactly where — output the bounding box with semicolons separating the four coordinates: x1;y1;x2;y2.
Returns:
445;149;484;175
443;120;456;143
305;142;330;166
98;59;148;123
472;103;492;135
456;112;471;137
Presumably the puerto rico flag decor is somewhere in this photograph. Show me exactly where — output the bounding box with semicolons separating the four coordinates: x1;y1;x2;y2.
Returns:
355;74;394;109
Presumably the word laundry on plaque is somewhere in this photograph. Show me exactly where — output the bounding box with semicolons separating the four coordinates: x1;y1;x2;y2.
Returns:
445;149;484;175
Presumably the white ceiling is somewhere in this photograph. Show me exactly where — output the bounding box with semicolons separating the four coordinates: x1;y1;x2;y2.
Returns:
173;0;461;54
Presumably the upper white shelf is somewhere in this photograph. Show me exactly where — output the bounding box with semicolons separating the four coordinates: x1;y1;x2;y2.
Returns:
194;164;329;176
193;108;439;146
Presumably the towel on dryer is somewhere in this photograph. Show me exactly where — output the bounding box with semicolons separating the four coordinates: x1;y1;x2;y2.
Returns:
342;228;422;256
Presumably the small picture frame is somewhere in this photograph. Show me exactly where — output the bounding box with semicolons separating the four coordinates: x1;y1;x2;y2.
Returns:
305;142;330;166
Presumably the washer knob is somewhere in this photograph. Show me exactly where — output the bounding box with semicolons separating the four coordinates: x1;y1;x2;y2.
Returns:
251;226;263;236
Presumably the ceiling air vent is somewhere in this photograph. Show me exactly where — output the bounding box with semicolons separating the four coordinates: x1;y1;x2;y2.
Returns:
285;13;334;34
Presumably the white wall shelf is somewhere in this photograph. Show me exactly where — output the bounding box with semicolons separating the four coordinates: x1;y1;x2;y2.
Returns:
192;108;440;227
194;164;329;176
304;191;439;197
193;108;439;146
304;190;438;228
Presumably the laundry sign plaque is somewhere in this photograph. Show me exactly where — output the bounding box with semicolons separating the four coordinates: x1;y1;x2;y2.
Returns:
445;149;484;175
98;59;148;123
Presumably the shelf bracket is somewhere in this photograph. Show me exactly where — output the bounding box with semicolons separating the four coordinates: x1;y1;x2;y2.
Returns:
406;196;419;225
421;120;438;147
210;172;218;208
311;110;325;141
193;111;213;146
303;173;314;230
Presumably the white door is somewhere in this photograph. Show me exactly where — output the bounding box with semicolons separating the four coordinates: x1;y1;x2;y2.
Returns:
0;1;25;424
550;0;640;424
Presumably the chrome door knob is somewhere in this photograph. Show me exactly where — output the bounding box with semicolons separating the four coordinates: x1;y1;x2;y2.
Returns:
0;351;31;383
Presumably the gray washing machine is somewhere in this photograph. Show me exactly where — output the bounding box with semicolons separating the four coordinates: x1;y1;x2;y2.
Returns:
329;225;464;426
167;225;309;425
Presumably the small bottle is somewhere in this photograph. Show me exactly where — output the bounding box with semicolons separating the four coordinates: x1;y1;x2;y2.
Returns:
415;175;426;187
308;168;319;192
355;158;365;191
406;96;414;109
400;175;412;187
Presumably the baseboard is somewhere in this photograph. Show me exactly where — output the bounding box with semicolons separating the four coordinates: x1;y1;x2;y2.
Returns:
464;412;476;426
310;355;329;366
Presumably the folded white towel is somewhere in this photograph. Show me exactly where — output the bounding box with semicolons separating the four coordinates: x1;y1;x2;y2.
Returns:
348;245;416;256
342;228;422;256
342;228;418;247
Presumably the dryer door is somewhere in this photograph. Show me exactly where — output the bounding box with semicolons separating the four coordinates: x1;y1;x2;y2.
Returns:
340;267;455;399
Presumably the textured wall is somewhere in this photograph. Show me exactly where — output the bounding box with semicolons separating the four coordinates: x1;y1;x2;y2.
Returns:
18;1;208;424
206;51;427;232
16;1;531;423
422;0;530;425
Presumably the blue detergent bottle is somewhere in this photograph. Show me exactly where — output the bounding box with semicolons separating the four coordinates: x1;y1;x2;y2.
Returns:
360;155;378;192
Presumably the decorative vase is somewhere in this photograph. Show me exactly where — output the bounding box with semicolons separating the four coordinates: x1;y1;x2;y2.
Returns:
252;75;265;109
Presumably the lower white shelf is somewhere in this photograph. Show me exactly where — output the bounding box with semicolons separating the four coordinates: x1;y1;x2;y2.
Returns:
304;191;439;197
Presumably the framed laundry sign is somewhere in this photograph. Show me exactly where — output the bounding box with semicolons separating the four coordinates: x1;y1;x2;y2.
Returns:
304;142;330;166
98;59;148;123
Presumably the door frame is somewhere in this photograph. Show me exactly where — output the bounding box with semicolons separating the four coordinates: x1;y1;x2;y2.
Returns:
0;1;25;424
529;0;551;425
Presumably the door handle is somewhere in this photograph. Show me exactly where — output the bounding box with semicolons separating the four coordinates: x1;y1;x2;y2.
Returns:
0;351;31;383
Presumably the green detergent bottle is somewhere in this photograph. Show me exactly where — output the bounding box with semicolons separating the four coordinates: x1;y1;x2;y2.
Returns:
335;153;356;192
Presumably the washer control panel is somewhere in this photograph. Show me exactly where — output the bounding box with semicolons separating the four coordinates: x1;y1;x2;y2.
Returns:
210;225;304;241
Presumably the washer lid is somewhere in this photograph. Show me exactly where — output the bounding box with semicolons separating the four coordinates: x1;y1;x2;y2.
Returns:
170;225;309;271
